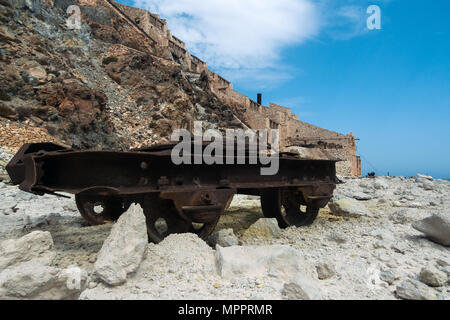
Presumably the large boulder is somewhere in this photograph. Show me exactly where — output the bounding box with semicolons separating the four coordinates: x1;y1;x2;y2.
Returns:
0;232;88;299
215;245;320;300
282;273;321;300
215;245;315;281
412;213;450;246
419;266;448;287
0;262;88;300
0;231;55;270
80;234;216;300
328;197;371;218
93;204;148;286
241;218;281;240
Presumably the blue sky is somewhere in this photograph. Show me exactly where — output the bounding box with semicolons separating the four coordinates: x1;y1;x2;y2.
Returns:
116;0;450;178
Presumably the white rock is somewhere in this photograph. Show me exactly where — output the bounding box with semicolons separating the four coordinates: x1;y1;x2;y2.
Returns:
412;213;450;246
282;273;321;300
419;266;448;287
0;200;16;211
440;266;450;277
208;229;238;247
373;180;389;190
436;258;450;267
215;245;314;281
373;241;390;250
227;195;260;211
0;262;88;299
93;204;148;286
241;218;281;240
391;243;408;254
327;231;348;244
370;229;395;242
380;270;396;285
15;190;38;201
389;209;414;225
421;181;434;191
0;231;55;270
396;279;437;300
416;174;433;181
359;180;373;189
328;198;371;218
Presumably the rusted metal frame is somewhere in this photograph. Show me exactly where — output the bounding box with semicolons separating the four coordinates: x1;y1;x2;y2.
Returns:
7;143;340;237
14;149;337;199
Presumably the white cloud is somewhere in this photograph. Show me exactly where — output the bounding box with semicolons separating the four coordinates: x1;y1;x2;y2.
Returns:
323;5;369;40
133;0;319;70
131;0;384;90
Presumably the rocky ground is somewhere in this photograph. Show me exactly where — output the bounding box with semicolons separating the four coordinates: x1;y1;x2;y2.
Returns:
0;173;448;300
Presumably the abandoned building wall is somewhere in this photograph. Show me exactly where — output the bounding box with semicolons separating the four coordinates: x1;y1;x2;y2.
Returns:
243;108;270;133
247;103;361;176
115;3;166;45
226;90;250;109
117;3;192;67
190;55;208;74
289;119;361;177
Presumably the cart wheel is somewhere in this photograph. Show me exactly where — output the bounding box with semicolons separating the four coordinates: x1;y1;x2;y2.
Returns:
260;188;319;228
142;194;220;243
75;194;129;225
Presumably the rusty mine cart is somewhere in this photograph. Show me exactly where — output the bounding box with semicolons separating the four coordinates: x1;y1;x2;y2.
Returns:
6;141;340;243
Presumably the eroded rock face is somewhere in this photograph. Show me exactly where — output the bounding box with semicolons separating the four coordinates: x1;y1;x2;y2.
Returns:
93;204;148;286
412;213;450;246
0;0;247;152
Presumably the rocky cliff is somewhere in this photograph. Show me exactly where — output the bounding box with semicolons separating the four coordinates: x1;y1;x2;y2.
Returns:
0;0;245;152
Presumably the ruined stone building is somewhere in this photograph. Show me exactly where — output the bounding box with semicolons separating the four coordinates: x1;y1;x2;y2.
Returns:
108;1;361;177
